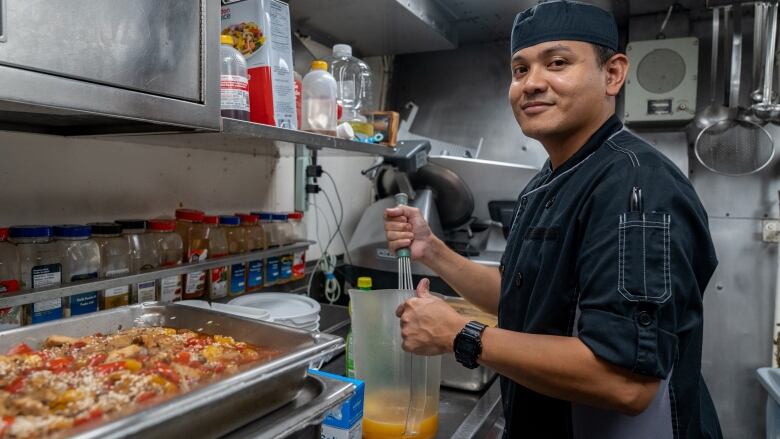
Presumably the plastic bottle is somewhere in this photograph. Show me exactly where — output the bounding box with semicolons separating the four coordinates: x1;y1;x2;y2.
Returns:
148;219;184;303
54;225;101;317
175;209;209;299
0;228;22;330
220;34;250;120
254;212;280;287
301;60;338;136
287;212;306;281
89;223;131;310
204;216;229;300
220;215;247;297
237;214;266;293
346;276;372;378
9;226;63;324
327;44;374;140
116;220;159;303
294;71;303;130
275;213;294;284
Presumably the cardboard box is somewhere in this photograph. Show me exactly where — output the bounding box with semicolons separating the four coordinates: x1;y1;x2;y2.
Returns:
221;0;297;129
370;111;400;146
308;369;364;439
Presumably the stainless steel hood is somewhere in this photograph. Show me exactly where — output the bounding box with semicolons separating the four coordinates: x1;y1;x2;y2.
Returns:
289;0;458;56
289;0;630;56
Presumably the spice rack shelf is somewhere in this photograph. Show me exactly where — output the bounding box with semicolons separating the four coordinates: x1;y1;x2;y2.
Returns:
89;118;398;158
0;241;314;308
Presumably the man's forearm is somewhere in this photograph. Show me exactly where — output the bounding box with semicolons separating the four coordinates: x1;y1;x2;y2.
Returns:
422;237;501;314
478;328;660;416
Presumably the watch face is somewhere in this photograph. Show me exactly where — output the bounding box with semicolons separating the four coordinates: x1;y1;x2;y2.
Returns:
460;342;478;357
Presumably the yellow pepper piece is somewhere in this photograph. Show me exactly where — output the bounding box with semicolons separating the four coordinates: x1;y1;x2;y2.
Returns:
202;344;224;363
213;335;235;345
162;328;177;335
124;359;142;372
149;374;178;393
50;389;84;410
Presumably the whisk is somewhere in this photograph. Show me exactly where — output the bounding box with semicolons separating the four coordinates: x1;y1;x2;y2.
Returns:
395;193;414;290
394;192;425;436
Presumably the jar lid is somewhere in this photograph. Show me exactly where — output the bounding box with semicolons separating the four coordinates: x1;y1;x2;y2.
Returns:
287;212;303;220
53;224;91;239
357;276;373;289
88;222;123;236
236;213;259;224
115;219;147;231
272;214;288;221
148;219;176;232
251;212;274;221
0;228;8;241
219;215;241;226
9;225;53;239
175;209;205;223
203;215;220;225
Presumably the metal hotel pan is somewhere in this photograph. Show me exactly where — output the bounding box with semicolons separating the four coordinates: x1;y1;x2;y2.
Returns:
0;303;344;438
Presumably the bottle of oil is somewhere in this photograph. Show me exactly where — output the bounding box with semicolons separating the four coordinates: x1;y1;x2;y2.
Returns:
346;276;372;378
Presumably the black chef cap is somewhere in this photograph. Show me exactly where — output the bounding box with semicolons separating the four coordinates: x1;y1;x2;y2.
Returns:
511;0;619;56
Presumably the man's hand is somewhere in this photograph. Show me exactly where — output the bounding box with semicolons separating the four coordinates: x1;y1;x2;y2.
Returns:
384;205;436;262
395;278;470;356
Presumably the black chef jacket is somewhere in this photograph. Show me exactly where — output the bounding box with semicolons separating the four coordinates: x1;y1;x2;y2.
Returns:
498;114;722;439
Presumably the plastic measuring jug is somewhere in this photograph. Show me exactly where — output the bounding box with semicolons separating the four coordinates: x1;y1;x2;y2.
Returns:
349;288;440;439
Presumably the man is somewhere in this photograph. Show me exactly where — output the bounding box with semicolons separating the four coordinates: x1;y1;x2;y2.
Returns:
383;1;722;438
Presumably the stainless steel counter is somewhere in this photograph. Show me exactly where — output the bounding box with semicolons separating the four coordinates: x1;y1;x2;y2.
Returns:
318;303;505;439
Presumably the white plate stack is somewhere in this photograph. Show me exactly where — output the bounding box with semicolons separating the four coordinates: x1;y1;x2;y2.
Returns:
177;300;273;322
229;293;321;332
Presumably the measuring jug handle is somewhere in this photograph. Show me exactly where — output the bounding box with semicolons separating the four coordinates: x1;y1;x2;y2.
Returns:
404;353;428;436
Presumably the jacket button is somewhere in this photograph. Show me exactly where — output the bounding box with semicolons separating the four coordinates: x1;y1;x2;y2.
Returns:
545;197;555;208
638;311;653;326
520;197;528;207
515;272;524;288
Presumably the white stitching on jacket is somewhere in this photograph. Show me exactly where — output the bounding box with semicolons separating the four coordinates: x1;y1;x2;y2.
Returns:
617;213;671;303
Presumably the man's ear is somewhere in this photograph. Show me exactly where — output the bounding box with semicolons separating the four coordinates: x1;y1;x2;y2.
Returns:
604;53;629;97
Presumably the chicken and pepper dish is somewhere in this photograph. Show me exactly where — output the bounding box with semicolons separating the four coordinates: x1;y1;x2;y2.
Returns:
0;327;282;438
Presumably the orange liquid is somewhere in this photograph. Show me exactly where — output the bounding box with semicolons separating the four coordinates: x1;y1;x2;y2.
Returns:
362;415;438;439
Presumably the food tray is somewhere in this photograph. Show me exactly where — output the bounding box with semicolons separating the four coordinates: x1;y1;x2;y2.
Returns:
0;303;344;438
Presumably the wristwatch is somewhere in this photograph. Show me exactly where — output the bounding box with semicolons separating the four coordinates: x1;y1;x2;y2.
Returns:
453;320;488;369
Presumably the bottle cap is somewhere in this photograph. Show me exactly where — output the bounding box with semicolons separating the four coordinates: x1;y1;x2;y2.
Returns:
8;225;52;239
236;213;259;224
88;223;123;236
53;224;92;239
148;219;176;232
357;277;373;290
311;60;329;71
219;215;241;226
203;215;220;225
115;220;147;231
175;209;205;223
333;44;352;57
287;212;303;220
251;212;274;221
0;228;7;241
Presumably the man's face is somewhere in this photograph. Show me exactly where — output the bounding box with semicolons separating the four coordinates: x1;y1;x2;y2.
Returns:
508;41;610;141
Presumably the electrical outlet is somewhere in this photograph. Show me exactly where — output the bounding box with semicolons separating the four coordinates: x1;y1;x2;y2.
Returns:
763;220;780;243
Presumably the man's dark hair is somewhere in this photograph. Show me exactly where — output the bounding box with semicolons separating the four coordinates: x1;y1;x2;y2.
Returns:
593;44;617;67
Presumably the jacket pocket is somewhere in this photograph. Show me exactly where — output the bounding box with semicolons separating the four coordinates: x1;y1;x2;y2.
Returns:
617;212;671;303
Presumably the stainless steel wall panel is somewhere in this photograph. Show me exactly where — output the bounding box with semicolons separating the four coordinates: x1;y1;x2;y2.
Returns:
700;218;776;439
0;0;202;101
